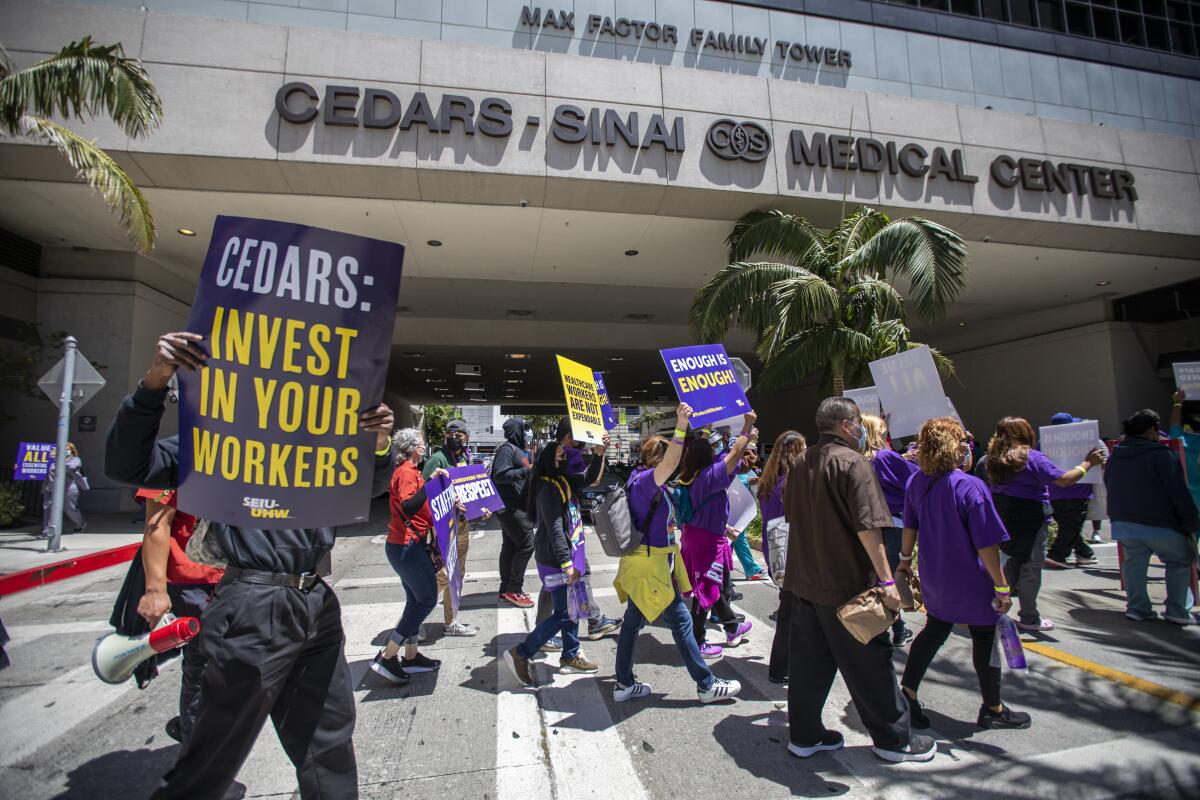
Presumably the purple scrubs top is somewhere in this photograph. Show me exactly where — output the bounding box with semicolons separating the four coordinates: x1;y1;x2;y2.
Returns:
989;449;1064;504
626;467;672;548
871;448;919;518
761;476;786;523
905;470;1011;626
682;460;734;534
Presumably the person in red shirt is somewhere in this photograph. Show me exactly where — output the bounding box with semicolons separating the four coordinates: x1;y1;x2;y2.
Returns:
135;488;224;746
371;428;462;683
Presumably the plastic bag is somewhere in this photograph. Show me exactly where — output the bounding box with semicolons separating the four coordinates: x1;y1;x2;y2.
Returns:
764;519;789;582
567;580;597;622
991;615;1027;670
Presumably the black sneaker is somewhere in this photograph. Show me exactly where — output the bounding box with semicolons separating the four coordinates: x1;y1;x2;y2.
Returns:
977;704;1032;729
906;694;931;729
893;628;914;647
164;716;182;743
370;651;410;684
401;652;441;673
788;730;845;758
729;590;744;602
767;673;788;685
873;734;937;763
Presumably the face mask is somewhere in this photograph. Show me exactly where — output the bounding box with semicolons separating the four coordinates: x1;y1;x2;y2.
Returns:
563;446;586;474
447;437;464;453
960;447;971;468
524;429;533;445
708;430;724;455
849;422;867;452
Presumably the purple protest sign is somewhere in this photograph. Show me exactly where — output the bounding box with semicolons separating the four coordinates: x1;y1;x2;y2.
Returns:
177;215;404;528
660;344;751;427
594;372;617;431
14;442;54;480
427;472;463;615
535;497;588;590
448;464;504;520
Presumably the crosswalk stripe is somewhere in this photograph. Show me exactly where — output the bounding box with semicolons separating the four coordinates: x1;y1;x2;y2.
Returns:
495;606;556;800
2;620;112;651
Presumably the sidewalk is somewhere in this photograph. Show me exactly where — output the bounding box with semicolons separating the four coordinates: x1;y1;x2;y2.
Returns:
1;513;142;578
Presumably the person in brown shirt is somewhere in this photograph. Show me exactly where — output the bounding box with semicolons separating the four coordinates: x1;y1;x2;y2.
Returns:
782;397;936;764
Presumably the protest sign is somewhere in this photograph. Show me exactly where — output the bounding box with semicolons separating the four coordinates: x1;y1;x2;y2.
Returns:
427;472;464;614
660;344;751;428
843;387;881;417
177;216;404;528
1039;420;1102;485
448;464;504;520
14;442;54;480
556;355;607;445
594;371;617;430
868;346;949;438
727;478;758;533
1174;362;1200;400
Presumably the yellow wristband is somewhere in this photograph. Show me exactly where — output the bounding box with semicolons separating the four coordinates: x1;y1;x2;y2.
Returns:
1078;463;1089;474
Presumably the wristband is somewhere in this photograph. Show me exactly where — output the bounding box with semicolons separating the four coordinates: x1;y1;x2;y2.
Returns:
1078;463;1090;474
374;445;392;457
877;579;896;587
561;562;573;570
899;552;913;561
994;585;1011;594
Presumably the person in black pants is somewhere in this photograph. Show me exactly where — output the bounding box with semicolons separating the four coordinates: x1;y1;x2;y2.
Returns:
492;417;537;609
106;331;396;800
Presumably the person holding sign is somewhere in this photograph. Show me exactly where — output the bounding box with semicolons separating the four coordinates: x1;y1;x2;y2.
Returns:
895;417;1031;732
675;412;758;659
371;428;452;684
982;417;1105;633
1169;389;1200;514
1106;408;1200;625
105;331;397;800
612;403;744;704
40;442;87;536
861;415;918;647
1044;412;1105;570
503;419;610;686
422;420;481;638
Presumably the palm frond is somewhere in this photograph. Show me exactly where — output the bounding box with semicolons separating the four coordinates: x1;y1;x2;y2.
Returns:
0;37;162;137
690;261;802;343
846;277;905;323
831;206;890;264
922;344;957;380
758;326;835;392
0;44;13;81
841;217;967;322
726;209;832;271
20;115;154;253
769;271;839;355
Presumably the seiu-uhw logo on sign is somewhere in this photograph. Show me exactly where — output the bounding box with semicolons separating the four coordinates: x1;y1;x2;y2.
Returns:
242;497;292;520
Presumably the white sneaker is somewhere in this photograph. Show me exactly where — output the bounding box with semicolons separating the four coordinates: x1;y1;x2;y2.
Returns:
1090;532;1103;544
873;734;937;763
613;681;652;702
698;678;741;704
1164;612;1200;626
444;620;479;637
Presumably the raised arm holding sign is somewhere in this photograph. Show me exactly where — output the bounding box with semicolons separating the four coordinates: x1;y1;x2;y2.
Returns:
557;355;607;445
868;346;951;438
659;344;752;428
1174;362;1200;400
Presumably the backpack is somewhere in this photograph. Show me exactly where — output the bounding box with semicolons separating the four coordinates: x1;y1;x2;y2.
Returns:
592;482;664;558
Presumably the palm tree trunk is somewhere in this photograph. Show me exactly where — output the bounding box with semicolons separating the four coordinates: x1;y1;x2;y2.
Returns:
832;371;845;396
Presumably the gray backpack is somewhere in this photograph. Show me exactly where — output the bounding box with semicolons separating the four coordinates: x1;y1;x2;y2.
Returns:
592;484;663;558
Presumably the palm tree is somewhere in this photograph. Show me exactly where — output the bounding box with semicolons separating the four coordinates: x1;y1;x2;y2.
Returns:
0;37;163;253
690;207;968;395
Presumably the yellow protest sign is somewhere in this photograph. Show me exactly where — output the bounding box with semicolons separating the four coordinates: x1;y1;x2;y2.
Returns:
556;355;607;445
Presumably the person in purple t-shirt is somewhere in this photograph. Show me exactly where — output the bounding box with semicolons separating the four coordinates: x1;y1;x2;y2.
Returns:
1045;411;1109;569
982;417;1105;632
757;430;807;684
862;414;919;647
675;411;758;659
895;417;1032;731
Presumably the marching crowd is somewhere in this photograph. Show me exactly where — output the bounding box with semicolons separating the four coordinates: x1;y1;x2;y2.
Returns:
99;330;1198;798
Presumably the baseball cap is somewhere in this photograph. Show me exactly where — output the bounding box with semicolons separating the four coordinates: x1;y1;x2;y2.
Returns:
445;420;468;434
1050;412;1081;425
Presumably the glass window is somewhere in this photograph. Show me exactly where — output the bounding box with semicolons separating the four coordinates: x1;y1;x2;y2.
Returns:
921;0;951;10
951;0;981;14
1142;0;1166;16
1066;2;1093;35
1119;11;1146;44
1168;21;1196;53
1115;0;1140;12
980;0;1008;20
1038;0;1066;31
1166;2;1190;22
1093;8;1120;39
1145;16;1170;47
1011;0;1038;25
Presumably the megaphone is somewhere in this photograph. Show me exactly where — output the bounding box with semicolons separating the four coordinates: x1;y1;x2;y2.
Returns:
91;615;200;685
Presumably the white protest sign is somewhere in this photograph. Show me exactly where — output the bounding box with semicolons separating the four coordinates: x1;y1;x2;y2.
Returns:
1173;362;1200;400
1039;420;1102;485
868;346;950;438
844;386;882;417
727;478;758;533
946;397;962;423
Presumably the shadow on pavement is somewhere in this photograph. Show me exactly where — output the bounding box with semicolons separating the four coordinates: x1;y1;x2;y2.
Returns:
53;746;253;799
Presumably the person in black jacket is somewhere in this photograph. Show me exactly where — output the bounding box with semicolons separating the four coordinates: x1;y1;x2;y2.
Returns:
105;331;396;800
1105;408;1200;625
503;418;609;686
492;417;537;608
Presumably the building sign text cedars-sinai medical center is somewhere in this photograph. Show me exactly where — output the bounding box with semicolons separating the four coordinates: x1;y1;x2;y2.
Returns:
274;83;1138;204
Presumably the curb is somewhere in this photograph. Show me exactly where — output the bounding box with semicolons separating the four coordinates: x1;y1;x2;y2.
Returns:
0;543;140;597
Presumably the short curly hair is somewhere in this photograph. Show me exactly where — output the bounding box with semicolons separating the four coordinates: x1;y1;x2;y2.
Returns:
916;416;965;476
392;427;424;459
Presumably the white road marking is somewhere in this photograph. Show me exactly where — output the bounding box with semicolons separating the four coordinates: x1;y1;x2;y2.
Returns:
495;605;556;800
0;661;174;768
2;620;112;651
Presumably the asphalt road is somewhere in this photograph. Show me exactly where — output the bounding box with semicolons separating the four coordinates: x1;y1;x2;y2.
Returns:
1;500;1197;800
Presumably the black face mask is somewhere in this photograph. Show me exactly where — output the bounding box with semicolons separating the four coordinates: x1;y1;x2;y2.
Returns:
446;437;464;453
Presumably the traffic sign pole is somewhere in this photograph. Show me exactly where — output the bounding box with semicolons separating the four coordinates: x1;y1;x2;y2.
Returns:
46;336;77;553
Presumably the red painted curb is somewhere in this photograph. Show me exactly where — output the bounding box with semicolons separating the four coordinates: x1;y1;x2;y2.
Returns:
0;543;140;597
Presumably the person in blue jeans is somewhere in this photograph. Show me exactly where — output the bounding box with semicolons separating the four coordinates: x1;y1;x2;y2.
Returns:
1106;408;1200;625
612;403;742;704
731;448;768;581
371;428;449;683
504;419;609;685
